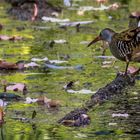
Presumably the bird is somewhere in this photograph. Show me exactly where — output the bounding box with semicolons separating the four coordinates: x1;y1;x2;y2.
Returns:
87;27;140;74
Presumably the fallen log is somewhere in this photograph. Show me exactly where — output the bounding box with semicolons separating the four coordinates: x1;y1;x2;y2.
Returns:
5;0;62;21
58;73;136;127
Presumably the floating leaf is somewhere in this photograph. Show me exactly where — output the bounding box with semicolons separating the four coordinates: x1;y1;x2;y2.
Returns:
53;39;67;44
60;114;90;127
42;17;70;23
0;35;22;41
96;0;108;3
0;99;8;107
127;66;139;74
112;113;129;118
31;57;49;62
67;89;96;94
25;97;38;104
6;83;26;92
78;3;119;12
108;122;117;126
49;60;68;64
37;96;60;108
0;107;4;124
24;62;40;68
64;0;72;7
0;60;18;69
45;63;83;70
59;21;93;27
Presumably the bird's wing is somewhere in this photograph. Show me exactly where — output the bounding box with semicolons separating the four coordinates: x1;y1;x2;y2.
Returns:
116;27;140;42
112;27;140;58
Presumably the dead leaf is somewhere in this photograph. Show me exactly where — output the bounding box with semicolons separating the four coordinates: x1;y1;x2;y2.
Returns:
109;3;120;10
31;57;49;62
0;60;24;70
37;96;60;108
42;16;70;23
0;60;18;69
96;0;108;3
24;62;40;68
9;36;23;41
0;107;4;124
6;83;26;92
0;35;22;41
25;97;38;104
101;64;112;68
0;99;8;107
127;66;139;74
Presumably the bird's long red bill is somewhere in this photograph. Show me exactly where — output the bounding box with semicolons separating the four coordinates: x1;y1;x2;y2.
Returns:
87;36;101;47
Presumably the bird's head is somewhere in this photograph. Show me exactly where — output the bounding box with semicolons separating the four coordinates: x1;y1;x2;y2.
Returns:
87;28;115;47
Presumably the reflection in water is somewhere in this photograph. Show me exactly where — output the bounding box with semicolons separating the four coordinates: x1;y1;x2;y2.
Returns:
0;126;5;140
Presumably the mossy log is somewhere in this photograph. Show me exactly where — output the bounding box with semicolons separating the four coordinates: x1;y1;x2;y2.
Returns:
58;74;136;127
5;0;62;20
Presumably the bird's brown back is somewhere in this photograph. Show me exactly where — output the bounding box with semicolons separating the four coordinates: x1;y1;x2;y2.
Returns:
109;27;140;61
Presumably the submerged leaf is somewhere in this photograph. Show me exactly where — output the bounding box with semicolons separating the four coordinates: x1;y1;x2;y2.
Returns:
32;110;37;119
31;57;49;62
0;107;4;124
0;93;22;100
25;97;38;104
37;96;60;108
0;60;18;69
59;21;93;27
64;0;72;7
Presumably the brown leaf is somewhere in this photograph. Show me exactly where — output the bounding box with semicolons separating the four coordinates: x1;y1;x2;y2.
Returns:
0;60;18;69
37;96;60;108
0;35;22;41
0;107;4;124
6;83;26;92
96;0;108;3
0;60;24;70
9;36;23;41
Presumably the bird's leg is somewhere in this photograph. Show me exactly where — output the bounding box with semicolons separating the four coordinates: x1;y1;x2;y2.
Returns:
125;56;130;75
101;41;108;56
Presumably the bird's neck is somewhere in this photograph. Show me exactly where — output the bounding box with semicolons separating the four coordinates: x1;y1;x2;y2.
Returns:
102;28;116;43
106;32;116;43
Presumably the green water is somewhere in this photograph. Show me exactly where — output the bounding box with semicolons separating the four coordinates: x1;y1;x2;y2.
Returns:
0;0;140;139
